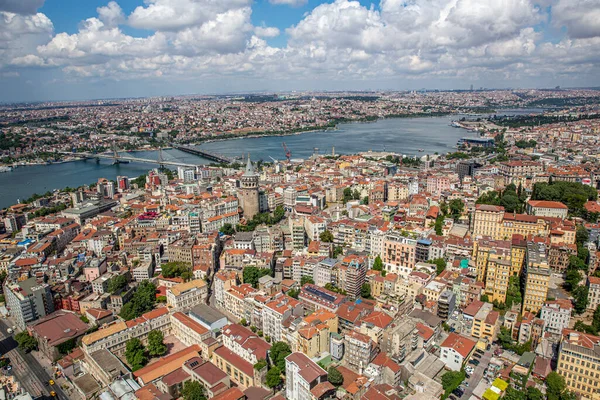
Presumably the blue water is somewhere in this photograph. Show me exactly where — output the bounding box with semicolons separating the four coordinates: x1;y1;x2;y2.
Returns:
0;111;539;209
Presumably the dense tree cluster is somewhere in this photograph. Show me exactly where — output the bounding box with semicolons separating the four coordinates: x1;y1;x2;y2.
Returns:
119;280;157;321
237;205;286;232
108;274;128;294
441;370;465;399
328;366;343;387
160;261;193;281
514;139;537;148
269;342;291;372
181;380;206;400
532;181;597;217
15;332;38;352
476;183;527;213
125;338;148;371
147;330;167;357
243;266;272;288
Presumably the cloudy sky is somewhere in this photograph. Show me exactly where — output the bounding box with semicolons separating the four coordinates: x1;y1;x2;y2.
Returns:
1;0;599;102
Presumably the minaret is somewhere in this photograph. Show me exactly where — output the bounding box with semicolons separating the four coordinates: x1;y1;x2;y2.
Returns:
240;154;259;219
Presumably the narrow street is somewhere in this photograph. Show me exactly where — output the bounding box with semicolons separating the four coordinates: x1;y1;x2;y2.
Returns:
462;348;492;399
0;319;68;400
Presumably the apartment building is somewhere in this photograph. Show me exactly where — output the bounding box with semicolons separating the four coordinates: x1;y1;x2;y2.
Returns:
4;278;54;330
344;330;378;373
588;276;600;311
522;242;551;315
557;330;600;399
472;205;550;241
526;200;569;219
295;309;338;358
540;299;572;335
166;279;208;311
221;324;271;365
170;312;211;347
484;249;512;303
81;307;171;355
262;295;303;342
382;233;417;274
471;303;500;341
285;352;329;400
344;258;367;300
440;333;476;371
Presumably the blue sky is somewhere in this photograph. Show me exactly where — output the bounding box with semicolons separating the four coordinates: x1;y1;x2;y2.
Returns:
1;0;599;102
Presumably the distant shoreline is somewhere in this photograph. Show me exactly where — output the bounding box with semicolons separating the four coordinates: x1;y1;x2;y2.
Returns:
1;111;473;169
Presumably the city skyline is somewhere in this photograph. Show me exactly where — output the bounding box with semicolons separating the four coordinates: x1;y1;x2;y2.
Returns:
1;0;599;102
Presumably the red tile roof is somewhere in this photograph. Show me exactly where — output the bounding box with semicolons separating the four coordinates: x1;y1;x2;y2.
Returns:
440;332;476;358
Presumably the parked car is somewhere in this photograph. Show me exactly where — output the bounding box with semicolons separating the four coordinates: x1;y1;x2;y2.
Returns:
474;353;482;359
469;359;480;366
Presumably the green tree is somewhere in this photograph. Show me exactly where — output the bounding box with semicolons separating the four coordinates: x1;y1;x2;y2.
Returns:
441;370;465;399
572;285;589;314
254;359;267;371
504;387;526;400
125;338;147;371
240;318;248;326
270;341;292;372
372;255;383;272
480;294;490;302
564;268;582;291
449;199;464;221
434;214;444;236
220;223;235;236
546;371;570;400
319;230;334;243
15;332;38;352
343;188;353;204
440;200;448;216
301;276;315;286
265;366;282;389
243;266;272;288
526;387;544;400
147;330;167;357
161;261;192;279
352;189;361;200
119;280;157;321
287;288;299;299
428;258;447;275
361;283;372;299
328;366;343;387
108;274;128;293
576;225;589;246
57;338;77;355
181;380;206;400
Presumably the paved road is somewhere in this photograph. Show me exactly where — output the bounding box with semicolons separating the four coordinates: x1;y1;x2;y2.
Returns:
0;319;68;400
462;348;492;399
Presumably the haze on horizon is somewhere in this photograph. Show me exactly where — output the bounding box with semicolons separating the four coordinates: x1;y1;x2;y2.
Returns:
1;0;599;102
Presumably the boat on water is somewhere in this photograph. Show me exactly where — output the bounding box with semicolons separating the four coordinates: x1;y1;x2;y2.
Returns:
418;149;425;152
449;121;463;128
0;166;12;173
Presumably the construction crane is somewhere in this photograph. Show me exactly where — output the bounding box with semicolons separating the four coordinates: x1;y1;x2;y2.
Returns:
282;142;291;162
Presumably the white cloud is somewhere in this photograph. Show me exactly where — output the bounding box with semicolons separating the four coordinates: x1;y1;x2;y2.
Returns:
254;26;280;38
269;0;308;6
0;0;44;15
4;0;600;95
97;1;125;27
128;0;251;31
553;0;600;39
0;11;53;68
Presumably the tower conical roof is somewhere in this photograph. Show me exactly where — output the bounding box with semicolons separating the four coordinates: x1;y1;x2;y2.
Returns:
243;154;256;176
